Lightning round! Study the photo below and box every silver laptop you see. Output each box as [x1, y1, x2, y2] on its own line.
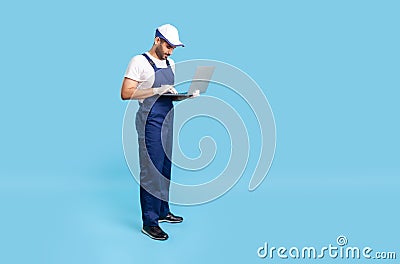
[162, 66, 215, 97]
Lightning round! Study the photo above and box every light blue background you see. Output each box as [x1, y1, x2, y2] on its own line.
[1, 0, 399, 263]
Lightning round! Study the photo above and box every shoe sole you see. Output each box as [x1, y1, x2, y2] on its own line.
[158, 219, 183, 223]
[141, 228, 168, 241]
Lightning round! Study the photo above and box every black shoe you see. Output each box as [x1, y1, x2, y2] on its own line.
[159, 213, 183, 223]
[141, 226, 169, 241]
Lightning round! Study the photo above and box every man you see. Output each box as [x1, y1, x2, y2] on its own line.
[121, 24, 198, 241]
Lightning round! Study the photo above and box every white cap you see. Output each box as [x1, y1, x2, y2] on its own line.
[155, 24, 185, 47]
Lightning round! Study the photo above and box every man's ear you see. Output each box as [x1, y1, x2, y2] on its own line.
[154, 37, 161, 45]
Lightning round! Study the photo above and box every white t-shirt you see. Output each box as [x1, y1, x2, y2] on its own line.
[124, 52, 175, 88]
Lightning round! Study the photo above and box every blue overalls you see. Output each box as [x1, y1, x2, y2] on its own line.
[135, 53, 174, 227]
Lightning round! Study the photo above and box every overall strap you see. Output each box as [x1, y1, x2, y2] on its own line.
[142, 53, 157, 71]
[142, 53, 170, 70]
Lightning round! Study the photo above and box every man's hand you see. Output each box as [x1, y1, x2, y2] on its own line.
[190, 89, 200, 98]
[153, 85, 178, 95]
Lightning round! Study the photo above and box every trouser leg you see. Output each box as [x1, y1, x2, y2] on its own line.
[138, 136, 163, 226]
[160, 112, 173, 217]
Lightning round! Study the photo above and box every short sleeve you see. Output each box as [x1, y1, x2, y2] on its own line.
[124, 55, 144, 81]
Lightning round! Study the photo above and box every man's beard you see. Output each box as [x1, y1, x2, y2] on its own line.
[155, 45, 167, 60]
